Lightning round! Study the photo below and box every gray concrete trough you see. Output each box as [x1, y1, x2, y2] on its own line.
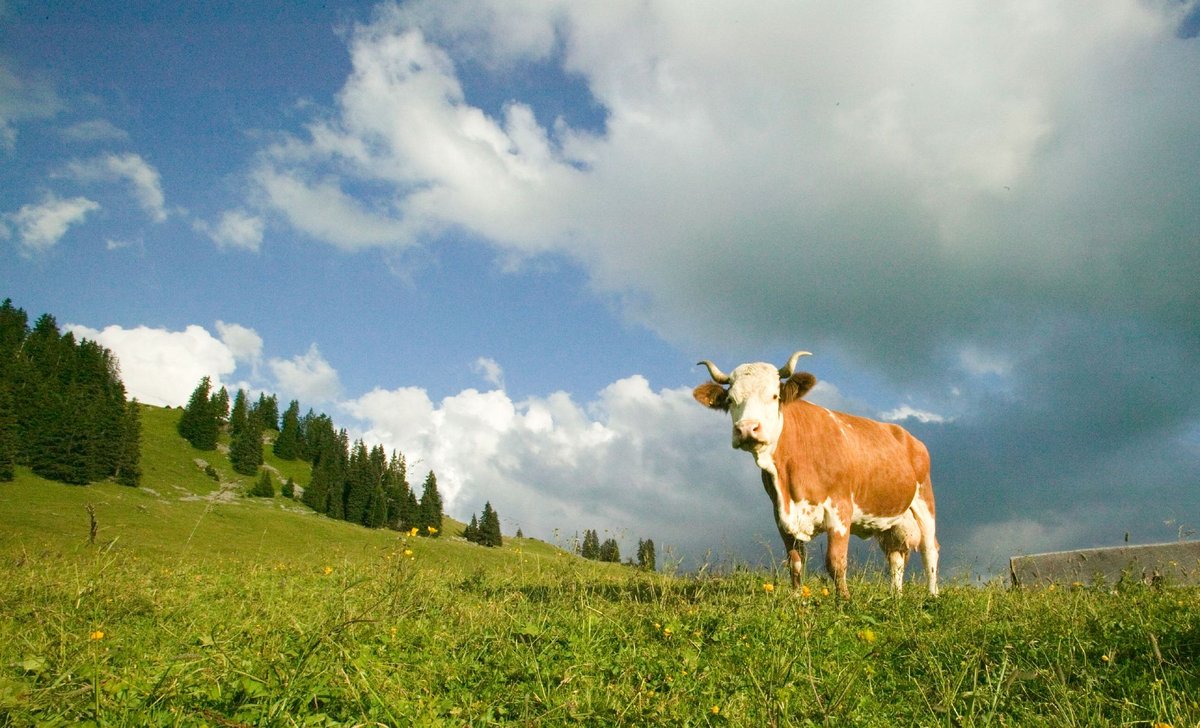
[1009, 541, 1200, 587]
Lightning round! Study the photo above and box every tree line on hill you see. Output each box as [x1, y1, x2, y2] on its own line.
[0, 299, 141, 486]
[577, 529, 657, 571]
[176, 375, 445, 536]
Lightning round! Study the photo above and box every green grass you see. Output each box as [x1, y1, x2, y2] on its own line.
[1, 406, 1198, 726]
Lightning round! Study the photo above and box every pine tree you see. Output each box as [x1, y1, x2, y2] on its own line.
[249, 469, 274, 497]
[418, 471, 443, 536]
[515, 527, 524, 539]
[211, 386, 230, 426]
[282, 477, 296, 499]
[581, 529, 600, 560]
[229, 389, 264, 476]
[273, 400, 301, 460]
[254, 393, 280, 431]
[344, 440, 374, 525]
[465, 514, 481, 544]
[599, 538, 621, 563]
[382, 451, 409, 529]
[178, 377, 219, 450]
[0, 384, 16, 482]
[480, 501, 502, 547]
[113, 399, 142, 486]
[637, 539, 656, 572]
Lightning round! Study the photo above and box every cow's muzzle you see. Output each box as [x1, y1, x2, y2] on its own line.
[732, 419, 767, 449]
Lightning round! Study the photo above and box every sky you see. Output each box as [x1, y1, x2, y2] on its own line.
[3, 0, 1199, 579]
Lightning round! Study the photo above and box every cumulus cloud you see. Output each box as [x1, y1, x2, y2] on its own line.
[343, 375, 765, 565]
[4, 193, 100, 254]
[61, 119, 130, 144]
[268, 344, 342, 404]
[195, 209, 265, 252]
[472, 356, 505, 389]
[64, 323, 238, 407]
[61, 152, 168, 223]
[215, 321, 264, 368]
[0, 62, 63, 150]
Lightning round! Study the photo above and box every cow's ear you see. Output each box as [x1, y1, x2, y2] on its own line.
[780, 372, 817, 403]
[692, 382, 730, 411]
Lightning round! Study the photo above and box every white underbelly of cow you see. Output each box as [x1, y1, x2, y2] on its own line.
[758, 450, 921, 545]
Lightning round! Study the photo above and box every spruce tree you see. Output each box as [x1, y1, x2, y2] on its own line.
[344, 440, 373, 525]
[418, 471, 443, 536]
[465, 514, 481, 544]
[599, 538, 620, 563]
[211, 386, 230, 426]
[282, 477, 295, 499]
[480, 501, 502, 547]
[229, 389, 264, 476]
[113, 399, 142, 486]
[249, 469, 274, 497]
[178, 377, 219, 450]
[637, 539, 656, 572]
[581, 530, 600, 560]
[273, 400, 301, 460]
[0, 384, 16, 482]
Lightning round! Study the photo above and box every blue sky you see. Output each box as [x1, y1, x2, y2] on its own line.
[3, 0, 1199, 577]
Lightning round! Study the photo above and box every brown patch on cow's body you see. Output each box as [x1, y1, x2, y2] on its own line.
[771, 401, 929, 519]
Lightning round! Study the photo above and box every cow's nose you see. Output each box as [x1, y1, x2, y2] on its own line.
[735, 419, 764, 442]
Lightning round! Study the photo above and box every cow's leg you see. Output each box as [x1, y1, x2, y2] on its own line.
[912, 486, 939, 596]
[886, 549, 906, 593]
[777, 528, 806, 588]
[825, 528, 851, 600]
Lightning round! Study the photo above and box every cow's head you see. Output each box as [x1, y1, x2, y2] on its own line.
[693, 351, 817, 452]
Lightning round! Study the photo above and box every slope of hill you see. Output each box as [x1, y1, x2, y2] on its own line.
[1, 405, 1197, 726]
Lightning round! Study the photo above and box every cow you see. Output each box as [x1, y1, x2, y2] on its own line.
[693, 351, 939, 599]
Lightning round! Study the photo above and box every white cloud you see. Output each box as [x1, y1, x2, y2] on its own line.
[215, 321, 264, 367]
[880, 404, 952, 425]
[472, 356, 505, 389]
[0, 63, 63, 150]
[196, 209, 265, 252]
[4, 193, 100, 254]
[268, 344, 342, 404]
[62, 152, 168, 223]
[64, 324, 238, 407]
[343, 375, 768, 566]
[61, 119, 130, 144]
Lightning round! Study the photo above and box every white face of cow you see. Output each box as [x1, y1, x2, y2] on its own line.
[693, 352, 815, 453]
[723, 363, 786, 451]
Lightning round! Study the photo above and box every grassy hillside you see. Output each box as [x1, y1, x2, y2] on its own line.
[1, 406, 1198, 725]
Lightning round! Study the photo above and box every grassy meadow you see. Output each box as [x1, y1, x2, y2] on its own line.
[1, 406, 1198, 726]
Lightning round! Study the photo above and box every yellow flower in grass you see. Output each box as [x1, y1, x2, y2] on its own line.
[800, 585, 812, 598]
[426, 526, 438, 535]
[762, 583, 775, 593]
[711, 705, 720, 715]
[857, 629, 876, 644]
[323, 566, 333, 575]
[89, 630, 105, 641]
[404, 549, 413, 557]
[409, 527, 419, 537]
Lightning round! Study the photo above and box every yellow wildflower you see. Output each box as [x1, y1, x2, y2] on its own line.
[858, 629, 876, 644]
[427, 526, 438, 535]
[404, 549, 413, 557]
[409, 527, 419, 537]
[711, 705, 720, 715]
[89, 630, 105, 641]
[323, 566, 333, 575]
[800, 585, 812, 598]
[762, 582, 775, 593]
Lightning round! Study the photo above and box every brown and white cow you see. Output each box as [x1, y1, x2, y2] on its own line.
[693, 351, 939, 599]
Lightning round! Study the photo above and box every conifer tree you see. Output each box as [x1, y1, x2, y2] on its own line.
[0, 384, 16, 482]
[253, 392, 280, 431]
[418, 471, 443, 536]
[637, 539, 656, 572]
[581, 529, 600, 560]
[273, 400, 301, 460]
[480, 501, 502, 547]
[178, 377, 219, 450]
[465, 514, 481, 544]
[382, 451, 409, 529]
[249, 469, 274, 497]
[282, 477, 295, 499]
[211, 386, 230, 426]
[113, 399, 142, 486]
[229, 389, 264, 476]
[344, 440, 375, 525]
[599, 537, 621, 563]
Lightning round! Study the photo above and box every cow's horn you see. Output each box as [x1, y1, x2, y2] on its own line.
[697, 360, 731, 384]
[778, 351, 812, 378]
